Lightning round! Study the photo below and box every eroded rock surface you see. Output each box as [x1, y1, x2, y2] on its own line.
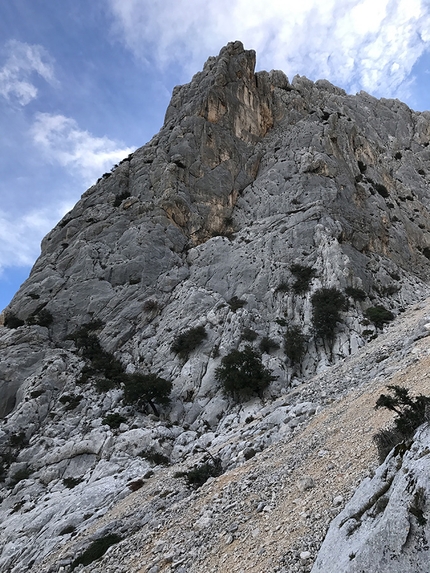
[1, 41, 430, 573]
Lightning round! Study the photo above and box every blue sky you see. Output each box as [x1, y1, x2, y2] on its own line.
[1, 0, 430, 311]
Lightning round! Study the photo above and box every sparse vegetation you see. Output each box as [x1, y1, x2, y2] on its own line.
[284, 325, 307, 365]
[143, 299, 158, 312]
[102, 413, 127, 429]
[59, 394, 82, 411]
[241, 327, 258, 342]
[228, 296, 247, 311]
[175, 457, 223, 488]
[26, 308, 53, 327]
[122, 373, 172, 416]
[259, 336, 279, 354]
[139, 447, 170, 466]
[113, 190, 131, 207]
[365, 306, 395, 329]
[215, 345, 275, 400]
[171, 325, 207, 360]
[311, 287, 347, 347]
[70, 323, 124, 386]
[63, 477, 83, 489]
[4, 313, 24, 329]
[345, 286, 367, 301]
[290, 264, 316, 294]
[374, 386, 430, 461]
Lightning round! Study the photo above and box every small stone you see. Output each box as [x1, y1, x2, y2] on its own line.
[298, 476, 315, 491]
[300, 551, 311, 561]
[332, 495, 344, 507]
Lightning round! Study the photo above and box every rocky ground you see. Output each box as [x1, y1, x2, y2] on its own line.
[30, 296, 430, 573]
[1, 41, 430, 573]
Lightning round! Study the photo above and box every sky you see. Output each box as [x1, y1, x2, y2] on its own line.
[1, 0, 430, 311]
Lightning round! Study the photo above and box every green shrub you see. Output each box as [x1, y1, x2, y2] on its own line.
[275, 281, 289, 293]
[102, 413, 127, 429]
[171, 325, 207, 359]
[345, 287, 367, 301]
[311, 287, 347, 346]
[143, 299, 158, 312]
[215, 345, 275, 399]
[122, 372, 172, 415]
[59, 394, 82, 411]
[176, 458, 223, 489]
[113, 190, 131, 207]
[70, 325, 124, 385]
[71, 534, 122, 569]
[284, 325, 307, 365]
[259, 336, 279, 354]
[290, 264, 316, 294]
[63, 477, 83, 489]
[374, 386, 430, 462]
[375, 385, 430, 437]
[139, 447, 169, 466]
[27, 308, 53, 327]
[365, 306, 395, 329]
[4, 313, 24, 329]
[241, 328, 258, 342]
[228, 296, 247, 311]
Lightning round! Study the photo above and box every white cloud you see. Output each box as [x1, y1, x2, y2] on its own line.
[108, 0, 430, 99]
[0, 203, 70, 273]
[31, 113, 135, 185]
[0, 40, 56, 105]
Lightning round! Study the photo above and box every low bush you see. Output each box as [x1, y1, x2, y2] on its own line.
[228, 296, 247, 311]
[311, 287, 347, 346]
[143, 299, 158, 312]
[171, 325, 207, 360]
[139, 447, 170, 466]
[284, 325, 307, 365]
[26, 308, 53, 327]
[4, 313, 24, 329]
[259, 336, 279, 354]
[345, 286, 367, 301]
[71, 534, 122, 569]
[59, 394, 82, 411]
[113, 190, 131, 207]
[63, 477, 83, 489]
[374, 386, 430, 461]
[176, 457, 223, 489]
[241, 327, 258, 342]
[215, 345, 275, 400]
[102, 413, 127, 429]
[122, 372, 172, 416]
[365, 306, 395, 329]
[290, 264, 316, 294]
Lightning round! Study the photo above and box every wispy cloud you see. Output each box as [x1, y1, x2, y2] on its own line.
[0, 203, 70, 273]
[31, 113, 135, 185]
[108, 0, 430, 99]
[0, 40, 56, 105]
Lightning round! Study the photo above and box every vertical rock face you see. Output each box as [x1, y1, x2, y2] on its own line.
[312, 424, 430, 573]
[1, 41, 430, 572]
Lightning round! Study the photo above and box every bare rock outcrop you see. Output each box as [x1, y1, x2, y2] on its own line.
[1, 41, 430, 573]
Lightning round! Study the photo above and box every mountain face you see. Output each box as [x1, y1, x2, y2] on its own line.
[1, 41, 430, 572]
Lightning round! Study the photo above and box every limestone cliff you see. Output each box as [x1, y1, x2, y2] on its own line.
[1, 41, 430, 573]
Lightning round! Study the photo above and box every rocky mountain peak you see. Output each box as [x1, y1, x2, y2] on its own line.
[1, 42, 430, 572]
